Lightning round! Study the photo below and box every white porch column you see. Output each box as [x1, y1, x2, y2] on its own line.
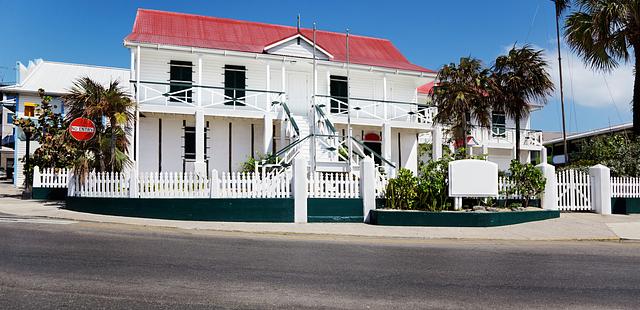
[135, 46, 141, 172]
[293, 156, 308, 223]
[540, 146, 547, 164]
[263, 114, 273, 155]
[382, 124, 392, 172]
[281, 62, 286, 94]
[360, 156, 376, 223]
[194, 55, 206, 177]
[590, 164, 612, 215]
[536, 163, 558, 210]
[382, 75, 388, 120]
[432, 125, 442, 160]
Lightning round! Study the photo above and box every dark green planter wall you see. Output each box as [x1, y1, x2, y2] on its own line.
[307, 198, 363, 222]
[370, 209, 560, 227]
[32, 187, 67, 200]
[612, 198, 640, 214]
[66, 197, 294, 222]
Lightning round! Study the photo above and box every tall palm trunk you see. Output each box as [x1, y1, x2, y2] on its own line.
[109, 116, 117, 172]
[634, 46, 640, 137]
[515, 110, 521, 162]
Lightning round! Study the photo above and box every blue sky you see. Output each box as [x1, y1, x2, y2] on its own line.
[0, 0, 633, 133]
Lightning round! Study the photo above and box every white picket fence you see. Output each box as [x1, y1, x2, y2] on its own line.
[375, 170, 388, 198]
[611, 177, 640, 198]
[33, 167, 70, 188]
[308, 172, 360, 198]
[557, 169, 592, 211]
[138, 172, 209, 198]
[70, 169, 292, 198]
[497, 176, 522, 200]
[73, 171, 130, 198]
[216, 170, 292, 198]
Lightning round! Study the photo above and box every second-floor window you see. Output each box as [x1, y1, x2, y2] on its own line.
[492, 111, 506, 137]
[330, 75, 348, 113]
[169, 60, 193, 103]
[23, 104, 36, 117]
[224, 65, 246, 105]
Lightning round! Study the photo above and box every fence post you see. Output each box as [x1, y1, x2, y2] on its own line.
[360, 156, 376, 223]
[129, 169, 139, 198]
[33, 166, 41, 187]
[536, 163, 558, 210]
[210, 169, 220, 198]
[67, 169, 75, 197]
[292, 156, 308, 223]
[589, 164, 611, 215]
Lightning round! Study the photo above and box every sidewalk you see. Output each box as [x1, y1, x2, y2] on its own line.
[2, 195, 640, 241]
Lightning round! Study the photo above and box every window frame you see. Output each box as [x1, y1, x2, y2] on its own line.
[329, 75, 348, 114]
[491, 111, 506, 137]
[169, 60, 193, 103]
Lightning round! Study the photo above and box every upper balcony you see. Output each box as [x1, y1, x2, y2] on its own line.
[471, 126, 543, 150]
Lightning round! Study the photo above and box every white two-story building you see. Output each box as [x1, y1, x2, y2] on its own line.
[126, 9, 440, 176]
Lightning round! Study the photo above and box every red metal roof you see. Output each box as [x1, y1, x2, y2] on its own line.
[417, 81, 434, 94]
[125, 9, 435, 74]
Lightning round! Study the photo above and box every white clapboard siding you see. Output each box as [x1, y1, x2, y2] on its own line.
[557, 169, 592, 211]
[308, 172, 360, 198]
[33, 167, 70, 188]
[611, 177, 640, 198]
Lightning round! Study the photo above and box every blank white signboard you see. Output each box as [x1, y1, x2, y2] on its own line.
[448, 159, 498, 197]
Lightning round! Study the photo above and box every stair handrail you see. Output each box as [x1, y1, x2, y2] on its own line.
[273, 100, 299, 136]
[314, 104, 336, 134]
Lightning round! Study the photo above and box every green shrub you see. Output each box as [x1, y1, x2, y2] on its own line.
[385, 168, 417, 210]
[507, 160, 546, 208]
[415, 155, 452, 211]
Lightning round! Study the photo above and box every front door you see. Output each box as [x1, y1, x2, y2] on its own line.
[287, 72, 310, 116]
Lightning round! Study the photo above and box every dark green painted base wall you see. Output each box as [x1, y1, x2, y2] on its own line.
[32, 187, 67, 200]
[307, 198, 363, 222]
[65, 197, 294, 222]
[369, 209, 560, 227]
[612, 198, 640, 214]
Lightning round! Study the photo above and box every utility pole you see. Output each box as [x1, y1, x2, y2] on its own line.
[554, 1, 569, 165]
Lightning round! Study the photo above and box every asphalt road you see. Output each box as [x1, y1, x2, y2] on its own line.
[1, 220, 639, 309]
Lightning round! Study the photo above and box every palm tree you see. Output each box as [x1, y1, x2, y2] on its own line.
[432, 57, 493, 152]
[63, 77, 135, 173]
[491, 45, 554, 161]
[563, 0, 640, 135]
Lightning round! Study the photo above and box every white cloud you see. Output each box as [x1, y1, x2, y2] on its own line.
[545, 48, 634, 110]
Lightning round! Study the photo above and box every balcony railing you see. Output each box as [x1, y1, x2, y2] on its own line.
[471, 127, 543, 147]
[314, 95, 436, 125]
[134, 81, 284, 113]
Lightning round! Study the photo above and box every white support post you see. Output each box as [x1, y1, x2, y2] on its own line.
[67, 169, 75, 197]
[360, 156, 376, 223]
[540, 146, 547, 164]
[32, 166, 41, 187]
[432, 125, 443, 160]
[536, 162, 558, 210]
[279, 119, 287, 149]
[292, 156, 308, 223]
[263, 113, 273, 155]
[194, 55, 206, 177]
[210, 169, 220, 198]
[281, 63, 286, 94]
[382, 124, 392, 172]
[589, 164, 611, 215]
[382, 75, 388, 121]
[265, 62, 271, 111]
[135, 46, 141, 172]
[129, 170, 139, 198]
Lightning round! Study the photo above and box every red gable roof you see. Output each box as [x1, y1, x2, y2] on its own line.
[417, 81, 434, 94]
[125, 9, 435, 74]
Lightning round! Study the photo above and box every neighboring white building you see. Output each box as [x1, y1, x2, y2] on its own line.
[0, 59, 129, 186]
[125, 9, 439, 176]
[0, 91, 16, 177]
[417, 81, 544, 170]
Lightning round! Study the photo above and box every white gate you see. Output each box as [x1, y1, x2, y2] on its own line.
[557, 169, 592, 211]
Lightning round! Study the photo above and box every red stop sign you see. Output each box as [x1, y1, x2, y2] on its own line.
[69, 117, 96, 141]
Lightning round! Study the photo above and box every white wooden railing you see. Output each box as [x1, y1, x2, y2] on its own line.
[69, 169, 292, 199]
[33, 167, 70, 188]
[375, 169, 388, 198]
[497, 176, 522, 200]
[557, 169, 592, 211]
[314, 96, 436, 125]
[611, 177, 640, 198]
[471, 127, 543, 148]
[308, 172, 360, 198]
